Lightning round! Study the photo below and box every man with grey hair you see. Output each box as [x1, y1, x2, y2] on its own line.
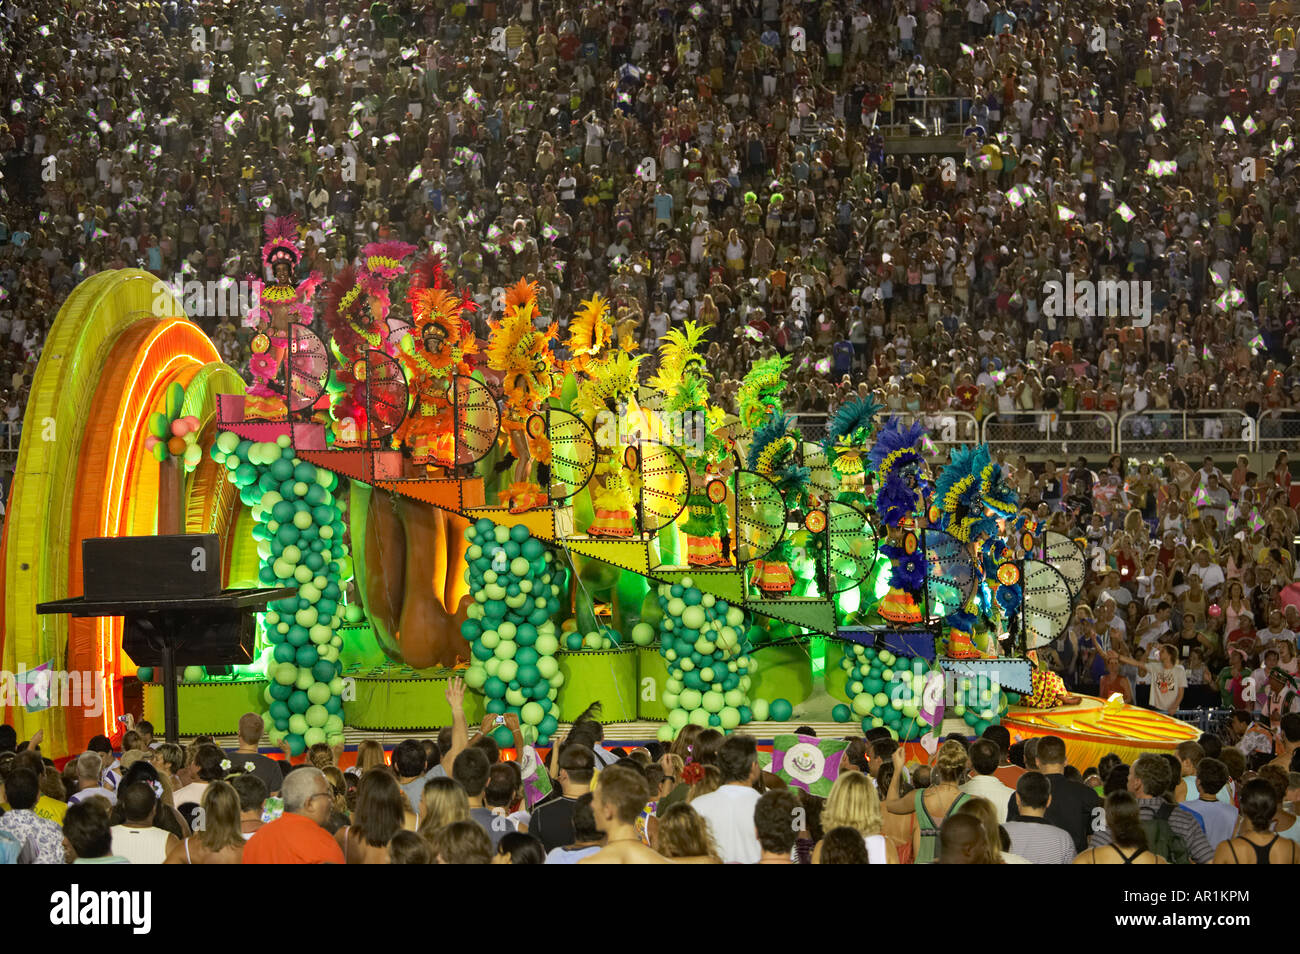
[1087, 753, 1213, 863]
[242, 767, 344, 864]
[66, 751, 117, 807]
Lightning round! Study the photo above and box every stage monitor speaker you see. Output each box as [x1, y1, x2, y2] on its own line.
[82, 534, 222, 602]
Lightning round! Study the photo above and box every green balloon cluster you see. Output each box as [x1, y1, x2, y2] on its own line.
[211, 431, 350, 757]
[654, 578, 756, 742]
[952, 675, 1013, 737]
[839, 646, 941, 742]
[560, 621, 619, 651]
[459, 519, 563, 746]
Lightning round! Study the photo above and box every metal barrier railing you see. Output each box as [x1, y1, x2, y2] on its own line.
[877, 96, 975, 137]
[981, 411, 1116, 457]
[1258, 409, 1300, 454]
[1118, 410, 1255, 456]
[789, 413, 830, 443]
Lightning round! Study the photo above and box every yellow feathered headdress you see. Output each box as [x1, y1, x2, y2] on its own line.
[486, 279, 559, 417]
[565, 293, 620, 375]
[649, 320, 709, 395]
[572, 350, 645, 421]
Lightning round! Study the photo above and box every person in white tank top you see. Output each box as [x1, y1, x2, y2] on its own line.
[110, 823, 176, 864]
[110, 782, 180, 863]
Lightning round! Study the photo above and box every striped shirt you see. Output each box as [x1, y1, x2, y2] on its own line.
[1004, 817, 1077, 864]
[1088, 797, 1215, 863]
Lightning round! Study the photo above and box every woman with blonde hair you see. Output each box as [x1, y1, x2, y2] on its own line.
[351, 739, 386, 776]
[653, 803, 721, 863]
[812, 770, 898, 863]
[416, 776, 471, 844]
[164, 781, 245, 864]
[1122, 508, 1148, 547]
[885, 740, 971, 864]
[955, 795, 1029, 863]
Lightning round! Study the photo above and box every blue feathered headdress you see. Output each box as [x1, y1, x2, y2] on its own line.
[934, 444, 1018, 543]
[867, 417, 929, 480]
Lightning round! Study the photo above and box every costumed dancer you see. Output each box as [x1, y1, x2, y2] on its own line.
[867, 418, 933, 626]
[485, 279, 559, 513]
[822, 396, 885, 507]
[932, 444, 1021, 658]
[394, 253, 479, 467]
[745, 412, 810, 598]
[571, 346, 644, 537]
[244, 216, 323, 419]
[320, 240, 418, 441]
[804, 395, 885, 599]
[650, 321, 730, 567]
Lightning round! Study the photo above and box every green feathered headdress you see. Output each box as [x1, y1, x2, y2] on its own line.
[737, 355, 791, 431]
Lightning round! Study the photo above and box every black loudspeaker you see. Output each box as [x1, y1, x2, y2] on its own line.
[122, 610, 256, 668]
[82, 534, 222, 602]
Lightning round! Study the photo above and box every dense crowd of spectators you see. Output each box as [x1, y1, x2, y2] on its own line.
[1021, 448, 1300, 730]
[6, 0, 1300, 460]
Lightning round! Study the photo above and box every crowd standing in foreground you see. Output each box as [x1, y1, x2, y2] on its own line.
[1, 686, 1298, 863]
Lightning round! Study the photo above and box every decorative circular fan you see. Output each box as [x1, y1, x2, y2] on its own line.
[287, 324, 329, 413]
[801, 441, 835, 509]
[448, 374, 499, 467]
[733, 469, 787, 565]
[923, 529, 976, 621]
[539, 407, 595, 503]
[364, 349, 408, 440]
[1042, 531, 1086, 598]
[1021, 559, 1073, 649]
[636, 441, 689, 532]
[826, 500, 878, 594]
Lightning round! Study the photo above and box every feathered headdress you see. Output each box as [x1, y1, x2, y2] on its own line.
[571, 350, 645, 420]
[261, 216, 301, 272]
[736, 355, 791, 430]
[566, 294, 619, 375]
[650, 320, 709, 397]
[747, 412, 810, 504]
[360, 240, 418, 280]
[869, 417, 932, 526]
[408, 285, 478, 371]
[825, 396, 884, 478]
[867, 417, 929, 484]
[934, 444, 1018, 543]
[486, 280, 559, 418]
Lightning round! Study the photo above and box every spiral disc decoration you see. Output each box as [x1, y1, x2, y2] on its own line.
[1021, 559, 1074, 648]
[826, 499, 878, 594]
[539, 407, 596, 503]
[449, 373, 500, 467]
[733, 469, 787, 565]
[636, 441, 689, 533]
[1043, 531, 1086, 598]
[923, 528, 976, 621]
[287, 324, 329, 413]
[364, 349, 408, 441]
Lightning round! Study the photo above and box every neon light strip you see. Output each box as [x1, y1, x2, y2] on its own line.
[94, 319, 218, 736]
